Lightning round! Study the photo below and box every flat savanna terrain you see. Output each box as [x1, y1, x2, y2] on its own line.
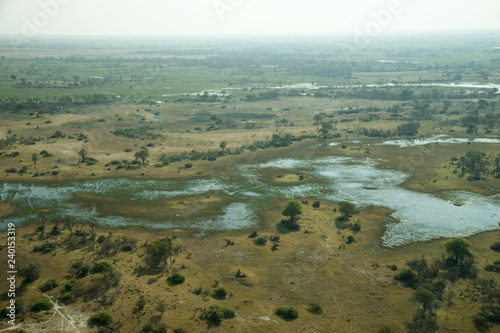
[0, 34, 500, 332]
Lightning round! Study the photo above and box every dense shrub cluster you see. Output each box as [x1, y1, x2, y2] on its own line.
[276, 306, 299, 319]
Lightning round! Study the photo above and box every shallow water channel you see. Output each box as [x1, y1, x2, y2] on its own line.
[1, 156, 499, 247]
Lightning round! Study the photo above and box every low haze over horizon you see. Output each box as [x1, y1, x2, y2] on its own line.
[0, 0, 499, 38]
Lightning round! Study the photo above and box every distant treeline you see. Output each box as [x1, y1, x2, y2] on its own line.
[451, 149, 500, 180]
[236, 87, 497, 105]
[0, 93, 117, 113]
[358, 121, 421, 138]
[154, 133, 316, 165]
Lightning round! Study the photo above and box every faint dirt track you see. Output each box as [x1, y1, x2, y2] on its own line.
[0, 295, 90, 333]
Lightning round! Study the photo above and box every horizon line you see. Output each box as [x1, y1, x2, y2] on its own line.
[1, 28, 500, 40]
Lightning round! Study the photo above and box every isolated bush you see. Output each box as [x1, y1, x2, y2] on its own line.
[474, 306, 500, 331]
[8, 152, 20, 157]
[120, 236, 137, 252]
[49, 225, 61, 236]
[142, 322, 154, 332]
[173, 328, 187, 333]
[85, 157, 98, 165]
[75, 230, 90, 237]
[98, 239, 119, 255]
[254, 236, 267, 246]
[64, 280, 77, 292]
[97, 327, 111, 333]
[346, 235, 355, 244]
[68, 261, 90, 278]
[39, 279, 59, 292]
[167, 272, 186, 285]
[156, 322, 169, 333]
[280, 218, 300, 231]
[339, 201, 358, 219]
[443, 258, 478, 280]
[281, 200, 302, 222]
[407, 256, 437, 279]
[307, 302, 323, 314]
[351, 222, 361, 232]
[248, 231, 258, 238]
[473, 314, 491, 332]
[0, 308, 9, 318]
[184, 163, 193, 168]
[120, 244, 133, 252]
[135, 296, 146, 310]
[484, 260, 500, 273]
[84, 270, 121, 298]
[203, 305, 235, 326]
[18, 263, 41, 283]
[394, 269, 420, 288]
[33, 242, 57, 253]
[31, 298, 53, 312]
[91, 260, 113, 274]
[88, 310, 113, 327]
[220, 306, 235, 318]
[312, 201, 320, 208]
[445, 237, 473, 264]
[58, 293, 73, 304]
[213, 286, 228, 298]
[0, 298, 25, 317]
[276, 306, 299, 319]
[490, 242, 500, 252]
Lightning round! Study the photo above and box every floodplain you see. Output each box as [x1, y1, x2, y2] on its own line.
[0, 33, 500, 332]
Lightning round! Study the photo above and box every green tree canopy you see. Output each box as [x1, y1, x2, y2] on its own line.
[339, 201, 358, 219]
[313, 113, 323, 125]
[31, 153, 38, 169]
[19, 262, 41, 284]
[411, 287, 438, 314]
[281, 200, 302, 222]
[145, 237, 173, 270]
[445, 237, 473, 264]
[78, 148, 87, 162]
[89, 310, 113, 327]
[219, 140, 227, 152]
[135, 148, 149, 165]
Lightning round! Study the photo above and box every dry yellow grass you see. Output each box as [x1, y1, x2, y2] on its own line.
[1, 200, 499, 332]
[0, 202, 17, 218]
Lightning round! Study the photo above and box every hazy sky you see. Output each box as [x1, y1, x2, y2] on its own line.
[0, 0, 499, 37]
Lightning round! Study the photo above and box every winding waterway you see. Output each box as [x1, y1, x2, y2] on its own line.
[1, 156, 499, 247]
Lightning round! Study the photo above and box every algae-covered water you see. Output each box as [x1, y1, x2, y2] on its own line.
[1, 156, 499, 247]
